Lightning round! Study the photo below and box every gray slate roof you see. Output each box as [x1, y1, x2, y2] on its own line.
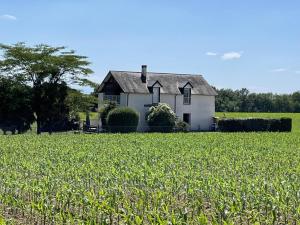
[99, 71, 217, 96]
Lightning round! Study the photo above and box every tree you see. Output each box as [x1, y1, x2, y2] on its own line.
[37, 82, 70, 133]
[66, 88, 98, 120]
[0, 43, 93, 134]
[215, 88, 300, 113]
[0, 77, 35, 134]
[215, 89, 241, 112]
[292, 92, 300, 112]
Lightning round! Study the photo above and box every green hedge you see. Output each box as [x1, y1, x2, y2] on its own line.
[99, 102, 117, 131]
[107, 107, 139, 133]
[218, 118, 292, 132]
[279, 118, 292, 131]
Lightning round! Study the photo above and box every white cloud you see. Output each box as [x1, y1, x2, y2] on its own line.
[271, 68, 287, 72]
[206, 52, 218, 56]
[295, 70, 300, 74]
[0, 14, 17, 21]
[221, 51, 242, 60]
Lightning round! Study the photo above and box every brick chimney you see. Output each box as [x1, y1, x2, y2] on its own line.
[141, 65, 147, 83]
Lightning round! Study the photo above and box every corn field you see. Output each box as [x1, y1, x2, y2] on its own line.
[0, 133, 300, 224]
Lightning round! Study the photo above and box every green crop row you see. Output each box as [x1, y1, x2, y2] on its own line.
[0, 133, 300, 224]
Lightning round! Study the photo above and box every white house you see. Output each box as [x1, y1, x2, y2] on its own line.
[97, 65, 217, 131]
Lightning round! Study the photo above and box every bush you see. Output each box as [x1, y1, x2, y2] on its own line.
[107, 107, 139, 133]
[268, 119, 281, 132]
[218, 119, 243, 132]
[146, 103, 176, 132]
[243, 118, 270, 132]
[218, 117, 292, 132]
[99, 102, 117, 131]
[175, 119, 190, 132]
[280, 117, 292, 131]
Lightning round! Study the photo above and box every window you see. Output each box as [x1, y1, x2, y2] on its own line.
[183, 113, 191, 125]
[152, 87, 160, 104]
[104, 94, 120, 105]
[183, 88, 191, 104]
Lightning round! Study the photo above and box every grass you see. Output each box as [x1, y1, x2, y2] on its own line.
[1, 132, 300, 224]
[79, 112, 99, 121]
[216, 112, 300, 132]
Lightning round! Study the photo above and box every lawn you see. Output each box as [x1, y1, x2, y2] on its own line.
[216, 112, 300, 132]
[79, 112, 99, 121]
[1, 133, 300, 224]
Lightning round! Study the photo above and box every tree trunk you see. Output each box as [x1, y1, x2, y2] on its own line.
[33, 83, 43, 135]
[36, 118, 42, 135]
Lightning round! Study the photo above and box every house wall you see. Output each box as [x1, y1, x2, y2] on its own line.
[127, 93, 152, 131]
[120, 93, 128, 106]
[98, 93, 215, 131]
[160, 94, 176, 111]
[98, 93, 104, 110]
[127, 93, 215, 131]
[175, 95, 215, 130]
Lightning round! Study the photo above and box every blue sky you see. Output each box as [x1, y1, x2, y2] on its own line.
[1, 0, 300, 93]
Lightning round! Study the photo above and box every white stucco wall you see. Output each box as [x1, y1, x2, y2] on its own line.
[98, 93, 104, 110]
[160, 94, 176, 111]
[98, 93, 215, 131]
[127, 93, 152, 131]
[127, 93, 215, 131]
[175, 95, 215, 130]
[119, 93, 128, 106]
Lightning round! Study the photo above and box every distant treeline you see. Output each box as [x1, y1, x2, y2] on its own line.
[215, 88, 300, 113]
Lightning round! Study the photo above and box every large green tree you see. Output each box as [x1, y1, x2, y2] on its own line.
[0, 43, 93, 134]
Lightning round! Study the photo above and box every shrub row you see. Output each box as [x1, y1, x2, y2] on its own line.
[218, 118, 292, 132]
[101, 103, 188, 133]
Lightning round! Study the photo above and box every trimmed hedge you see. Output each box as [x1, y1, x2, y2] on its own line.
[280, 118, 292, 131]
[107, 107, 139, 133]
[218, 117, 292, 132]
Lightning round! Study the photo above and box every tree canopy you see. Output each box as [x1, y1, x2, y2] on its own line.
[0, 77, 35, 134]
[66, 88, 98, 119]
[215, 88, 300, 113]
[0, 43, 94, 134]
[0, 43, 93, 86]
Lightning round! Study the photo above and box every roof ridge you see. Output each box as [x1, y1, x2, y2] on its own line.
[110, 70, 203, 76]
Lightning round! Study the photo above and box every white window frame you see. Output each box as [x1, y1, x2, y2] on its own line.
[183, 88, 191, 105]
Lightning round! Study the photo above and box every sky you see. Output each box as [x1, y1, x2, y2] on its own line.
[1, 0, 300, 94]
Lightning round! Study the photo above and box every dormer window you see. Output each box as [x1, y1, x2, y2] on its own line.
[183, 88, 191, 105]
[150, 80, 162, 104]
[152, 87, 160, 104]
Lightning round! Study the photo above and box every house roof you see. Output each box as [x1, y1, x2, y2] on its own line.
[98, 70, 218, 96]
